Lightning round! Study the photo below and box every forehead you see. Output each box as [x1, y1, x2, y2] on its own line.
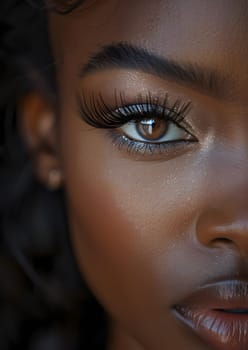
[49, 0, 248, 90]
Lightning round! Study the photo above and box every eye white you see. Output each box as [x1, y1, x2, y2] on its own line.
[120, 118, 190, 143]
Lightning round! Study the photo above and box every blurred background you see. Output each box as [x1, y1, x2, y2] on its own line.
[0, 2, 108, 349]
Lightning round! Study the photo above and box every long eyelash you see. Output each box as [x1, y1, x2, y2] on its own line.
[77, 90, 192, 129]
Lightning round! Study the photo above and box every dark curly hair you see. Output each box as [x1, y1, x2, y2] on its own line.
[0, 1, 108, 349]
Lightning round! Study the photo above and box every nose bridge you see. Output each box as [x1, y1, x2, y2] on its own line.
[196, 148, 248, 255]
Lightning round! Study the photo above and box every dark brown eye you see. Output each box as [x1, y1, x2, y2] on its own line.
[136, 118, 169, 141]
[120, 116, 191, 144]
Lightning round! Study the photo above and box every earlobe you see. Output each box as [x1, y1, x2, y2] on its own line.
[47, 168, 63, 191]
[19, 92, 63, 190]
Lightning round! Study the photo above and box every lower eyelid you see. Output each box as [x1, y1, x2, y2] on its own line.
[105, 129, 198, 161]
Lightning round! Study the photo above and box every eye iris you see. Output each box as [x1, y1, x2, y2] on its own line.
[136, 118, 169, 141]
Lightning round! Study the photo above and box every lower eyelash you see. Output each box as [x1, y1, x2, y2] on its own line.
[107, 129, 195, 158]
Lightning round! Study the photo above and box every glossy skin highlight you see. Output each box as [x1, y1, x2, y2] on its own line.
[46, 1, 248, 349]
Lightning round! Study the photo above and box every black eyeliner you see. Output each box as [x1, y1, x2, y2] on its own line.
[77, 90, 192, 130]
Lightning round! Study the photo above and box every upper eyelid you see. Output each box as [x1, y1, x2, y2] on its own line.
[114, 103, 186, 132]
[78, 90, 192, 128]
[114, 102, 197, 142]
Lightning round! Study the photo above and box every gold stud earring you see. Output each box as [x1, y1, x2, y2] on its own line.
[47, 169, 62, 191]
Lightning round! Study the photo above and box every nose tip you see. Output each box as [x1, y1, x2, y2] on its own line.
[196, 211, 248, 257]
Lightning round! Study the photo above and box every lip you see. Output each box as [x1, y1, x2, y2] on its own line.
[173, 280, 248, 350]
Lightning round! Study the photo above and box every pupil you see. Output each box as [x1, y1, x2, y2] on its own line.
[136, 118, 168, 141]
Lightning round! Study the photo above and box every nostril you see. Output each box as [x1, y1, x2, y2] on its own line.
[210, 237, 235, 248]
[212, 237, 233, 244]
[196, 212, 248, 255]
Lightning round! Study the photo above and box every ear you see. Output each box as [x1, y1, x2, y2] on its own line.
[19, 92, 63, 190]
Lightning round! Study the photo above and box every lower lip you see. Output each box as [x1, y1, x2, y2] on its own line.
[174, 305, 248, 350]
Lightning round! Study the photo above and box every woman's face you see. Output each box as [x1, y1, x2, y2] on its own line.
[48, 1, 248, 349]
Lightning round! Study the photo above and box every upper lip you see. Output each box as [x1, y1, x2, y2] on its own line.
[175, 279, 248, 309]
[173, 279, 248, 350]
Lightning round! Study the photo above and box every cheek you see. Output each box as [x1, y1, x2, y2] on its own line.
[59, 113, 202, 339]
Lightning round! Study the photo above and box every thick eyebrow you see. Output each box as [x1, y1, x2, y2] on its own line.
[79, 42, 228, 99]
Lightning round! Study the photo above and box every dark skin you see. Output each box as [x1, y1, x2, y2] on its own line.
[21, 0, 248, 349]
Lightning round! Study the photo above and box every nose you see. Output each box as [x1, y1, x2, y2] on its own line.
[196, 210, 248, 257]
[195, 152, 248, 257]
